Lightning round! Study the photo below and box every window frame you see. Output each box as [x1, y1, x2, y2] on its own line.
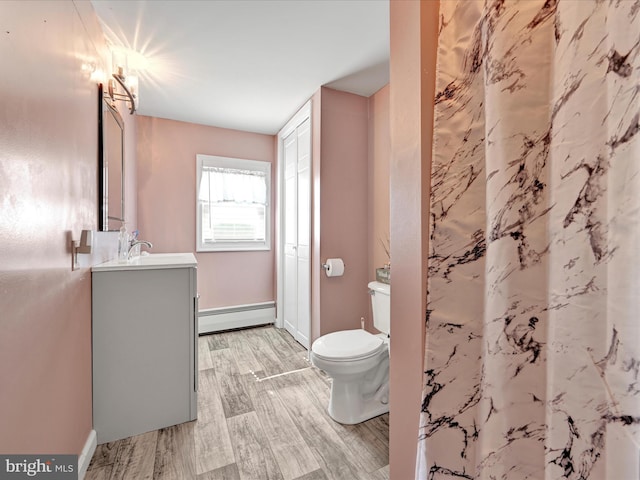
[196, 154, 271, 252]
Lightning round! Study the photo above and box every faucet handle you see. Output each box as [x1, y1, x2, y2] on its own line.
[127, 240, 153, 260]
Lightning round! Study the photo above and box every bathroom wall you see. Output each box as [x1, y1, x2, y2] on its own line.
[0, 0, 131, 455]
[136, 116, 276, 309]
[388, 1, 439, 479]
[367, 83, 390, 303]
[0, 3, 432, 475]
[311, 87, 370, 339]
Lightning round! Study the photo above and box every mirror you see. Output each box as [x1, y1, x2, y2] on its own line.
[98, 83, 125, 231]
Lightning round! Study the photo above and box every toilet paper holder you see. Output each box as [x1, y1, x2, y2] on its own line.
[321, 261, 346, 270]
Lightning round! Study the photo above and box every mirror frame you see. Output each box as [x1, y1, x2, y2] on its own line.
[98, 83, 125, 231]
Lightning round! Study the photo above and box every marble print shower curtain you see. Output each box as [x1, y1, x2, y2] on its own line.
[417, 1, 640, 479]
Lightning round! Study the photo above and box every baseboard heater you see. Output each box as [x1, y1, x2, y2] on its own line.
[198, 301, 275, 334]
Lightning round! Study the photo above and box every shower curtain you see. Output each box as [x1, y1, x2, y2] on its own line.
[417, 1, 640, 479]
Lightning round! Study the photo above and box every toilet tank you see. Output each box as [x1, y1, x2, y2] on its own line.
[368, 281, 390, 335]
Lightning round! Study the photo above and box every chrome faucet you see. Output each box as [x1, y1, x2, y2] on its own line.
[128, 240, 153, 259]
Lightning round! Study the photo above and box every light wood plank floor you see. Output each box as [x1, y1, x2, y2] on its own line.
[86, 325, 389, 480]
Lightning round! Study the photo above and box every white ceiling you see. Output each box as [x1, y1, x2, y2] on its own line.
[90, 0, 390, 135]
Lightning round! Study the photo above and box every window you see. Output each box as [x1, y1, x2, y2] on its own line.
[196, 155, 271, 252]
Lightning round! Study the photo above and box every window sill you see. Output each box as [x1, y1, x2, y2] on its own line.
[196, 244, 271, 253]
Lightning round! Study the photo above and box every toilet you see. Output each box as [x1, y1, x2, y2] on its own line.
[310, 281, 390, 424]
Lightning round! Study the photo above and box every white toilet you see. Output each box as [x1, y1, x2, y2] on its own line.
[310, 281, 390, 424]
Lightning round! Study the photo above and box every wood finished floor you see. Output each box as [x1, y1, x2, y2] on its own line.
[85, 325, 390, 480]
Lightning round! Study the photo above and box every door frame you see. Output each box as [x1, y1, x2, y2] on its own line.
[276, 100, 312, 334]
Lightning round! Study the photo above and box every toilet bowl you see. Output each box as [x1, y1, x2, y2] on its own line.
[310, 281, 390, 424]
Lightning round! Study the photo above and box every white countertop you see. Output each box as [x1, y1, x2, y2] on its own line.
[92, 253, 197, 272]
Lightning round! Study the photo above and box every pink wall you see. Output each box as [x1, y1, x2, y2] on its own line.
[0, 2, 434, 472]
[136, 116, 276, 309]
[0, 1, 121, 454]
[124, 112, 138, 230]
[311, 87, 370, 339]
[311, 91, 323, 341]
[367, 85, 391, 332]
[389, 1, 439, 479]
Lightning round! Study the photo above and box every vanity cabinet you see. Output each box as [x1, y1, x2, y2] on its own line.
[92, 253, 198, 444]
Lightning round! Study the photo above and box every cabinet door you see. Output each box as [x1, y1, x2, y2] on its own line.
[92, 267, 195, 444]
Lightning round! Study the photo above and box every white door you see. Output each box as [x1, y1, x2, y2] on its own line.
[282, 116, 311, 348]
[295, 118, 311, 346]
[283, 131, 298, 342]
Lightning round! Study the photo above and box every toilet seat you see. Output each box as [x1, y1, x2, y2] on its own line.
[312, 329, 385, 362]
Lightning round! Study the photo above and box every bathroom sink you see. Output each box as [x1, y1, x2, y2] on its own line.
[92, 253, 197, 272]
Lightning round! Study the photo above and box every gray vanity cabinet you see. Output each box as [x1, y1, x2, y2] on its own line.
[91, 253, 198, 444]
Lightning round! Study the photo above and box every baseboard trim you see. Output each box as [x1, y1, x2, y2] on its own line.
[78, 429, 96, 480]
[199, 302, 275, 334]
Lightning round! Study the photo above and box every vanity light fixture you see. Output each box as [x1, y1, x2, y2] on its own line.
[107, 49, 138, 114]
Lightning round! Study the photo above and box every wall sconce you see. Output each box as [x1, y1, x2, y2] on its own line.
[108, 50, 138, 114]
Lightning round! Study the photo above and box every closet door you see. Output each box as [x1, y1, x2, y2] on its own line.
[282, 117, 311, 348]
[283, 131, 299, 342]
[295, 118, 311, 347]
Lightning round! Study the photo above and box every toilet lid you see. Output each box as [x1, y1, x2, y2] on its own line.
[312, 329, 384, 361]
